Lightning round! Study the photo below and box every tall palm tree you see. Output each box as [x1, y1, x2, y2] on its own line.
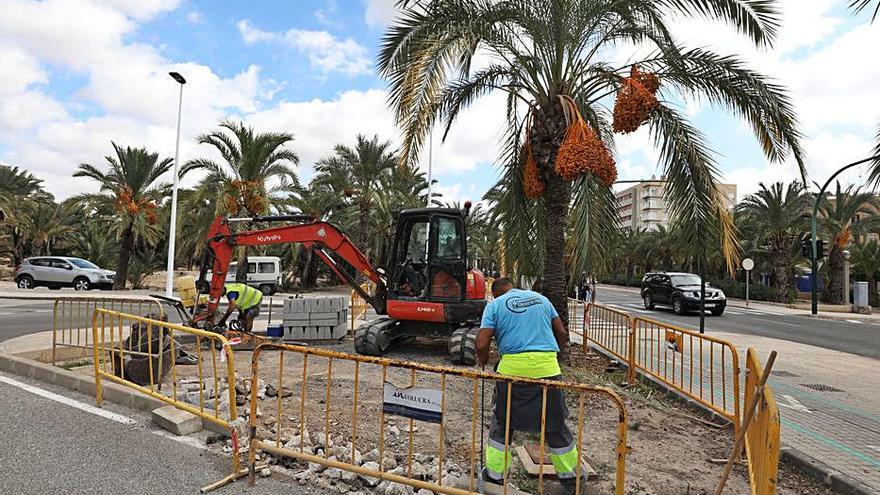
[817, 182, 880, 304]
[0, 165, 51, 264]
[20, 202, 77, 256]
[850, 239, 880, 306]
[74, 143, 172, 289]
[850, 0, 880, 22]
[287, 182, 347, 289]
[314, 135, 395, 259]
[379, 0, 804, 336]
[184, 120, 299, 281]
[736, 182, 809, 300]
[848, 1, 880, 184]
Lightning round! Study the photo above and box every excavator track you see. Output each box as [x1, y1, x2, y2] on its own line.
[448, 326, 479, 365]
[354, 317, 397, 356]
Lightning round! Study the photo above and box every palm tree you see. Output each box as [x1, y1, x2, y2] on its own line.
[314, 135, 395, 259]
[817, 182, 880, 304]
[850, 239, 880, 306]
[736, 182, 809, 300]
[185, 120, 299, 281]
[0, 165, 51, 264]
[379, 0, 804, 336]
[74, 143, 171, 289]
[848, 1, 880, 184]
[850, 0, 880, 22]
[287, 182, 347, 289]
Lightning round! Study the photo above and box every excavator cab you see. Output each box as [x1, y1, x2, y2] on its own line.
[388, 208, 468, 303]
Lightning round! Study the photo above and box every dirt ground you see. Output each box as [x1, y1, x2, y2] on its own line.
[74, 335, 837, 495]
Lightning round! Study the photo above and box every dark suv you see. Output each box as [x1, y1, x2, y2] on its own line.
[641, 272, 727, 316]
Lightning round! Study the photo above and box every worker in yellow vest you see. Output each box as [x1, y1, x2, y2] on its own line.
[220, 283, 263, 333]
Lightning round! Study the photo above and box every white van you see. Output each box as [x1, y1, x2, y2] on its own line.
[208, 256, 282, 295]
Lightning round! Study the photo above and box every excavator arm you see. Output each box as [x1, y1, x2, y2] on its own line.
[194, 215, 386, 323]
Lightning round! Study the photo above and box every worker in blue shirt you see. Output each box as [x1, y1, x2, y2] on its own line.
[476, 277, 582, 493]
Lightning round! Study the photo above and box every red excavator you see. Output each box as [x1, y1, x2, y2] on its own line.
[190, 203, 487, 364]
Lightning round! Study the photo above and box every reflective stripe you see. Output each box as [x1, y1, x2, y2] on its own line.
[225, 283, 262, 309]
[485, 443, 512, 476]
[488, 438, 508, 452]
[496, 351, 561, 378]
[550, 444, 580, 477]
[548, 443, 576, 456]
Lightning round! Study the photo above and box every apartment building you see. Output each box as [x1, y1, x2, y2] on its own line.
[616, 177, 737, 231]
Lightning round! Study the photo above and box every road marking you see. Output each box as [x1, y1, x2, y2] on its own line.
[845, 319, 863, 324]
[0, 312, 12, 316]
[0, 374, 135, 424]
[0, 374, 211, 451]
[778, 394, 812, 414]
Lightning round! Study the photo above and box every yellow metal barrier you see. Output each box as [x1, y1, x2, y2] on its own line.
[52, 296, 164, 365]
[631, 317, 741, 432]
[245, 343, 629, 494]
[350, 282, 371, 335]
[582, 303, 632, 364]
[744, 348, 780, 494]
[91, 309, 245, 492]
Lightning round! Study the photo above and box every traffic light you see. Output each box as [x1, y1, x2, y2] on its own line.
[816, 239, 829, 260]
[801, 238, 811, 258]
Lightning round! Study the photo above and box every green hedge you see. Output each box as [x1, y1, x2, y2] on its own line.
[712, 279, 796, 304]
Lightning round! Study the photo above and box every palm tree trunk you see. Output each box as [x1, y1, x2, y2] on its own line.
[824, 246, 845, 304]
[114, 223, 135, 290]
[772, 244, 791, 302]
[542, 171, 571, 359]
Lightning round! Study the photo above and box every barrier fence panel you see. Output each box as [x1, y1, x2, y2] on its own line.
[246, 343, 629, 494]
[90, 309, 245, 492]
[744, 348, 780, 495]
[53, 296, 164, 365]
[582, 303, 632, 365]
[631, 317, 741, 432]
[350, 283, 371, 335]
[567, 298, 586, 340]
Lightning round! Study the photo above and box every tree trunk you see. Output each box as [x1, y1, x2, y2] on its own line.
[359, 197, 370, 258]
[823, 246, 845, 304]
[772, 244, 791, 302]
[114, 223, 134, 290]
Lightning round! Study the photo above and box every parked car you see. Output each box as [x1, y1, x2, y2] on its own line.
[641, 272, 727, 315]
[15, 256, 116, 291]
[205, 256, 282, 295]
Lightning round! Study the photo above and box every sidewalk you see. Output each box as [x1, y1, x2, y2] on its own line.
[597, 284, 880, 323]
[716, 332, 879, 494]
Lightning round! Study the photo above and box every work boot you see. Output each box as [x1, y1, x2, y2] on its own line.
[480, 467, 503, 487]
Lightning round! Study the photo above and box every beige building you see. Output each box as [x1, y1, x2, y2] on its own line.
[616, 178, 737, 231]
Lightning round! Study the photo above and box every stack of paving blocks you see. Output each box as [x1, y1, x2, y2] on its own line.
[281, 296, 348, 341]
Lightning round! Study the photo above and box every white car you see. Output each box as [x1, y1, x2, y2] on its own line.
[206, 256, 282, 295]
[15, 256, 116, 291]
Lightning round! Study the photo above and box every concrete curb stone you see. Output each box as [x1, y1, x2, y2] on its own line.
[781, 446, 875, 495]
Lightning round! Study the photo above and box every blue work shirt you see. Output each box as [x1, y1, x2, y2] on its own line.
[480, 289, 560, 355]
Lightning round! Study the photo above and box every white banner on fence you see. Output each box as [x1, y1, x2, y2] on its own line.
[382, 382, 443, 423]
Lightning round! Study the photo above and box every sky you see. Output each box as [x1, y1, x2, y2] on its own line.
[1, 0, 878, 204]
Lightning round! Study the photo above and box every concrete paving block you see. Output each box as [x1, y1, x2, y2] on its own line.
[282, 312, 311, 321]
[152, 405, 203, 436]
[309, 318, 339, 327]
[307, 311, 339, 320]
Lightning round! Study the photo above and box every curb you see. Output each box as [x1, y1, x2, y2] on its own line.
[0, 352, 226, 434]
[781, 446, 875, 495]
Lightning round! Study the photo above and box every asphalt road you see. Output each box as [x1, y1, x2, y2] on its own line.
[0, 371, 321, 494]
[596, 286, 880, 359]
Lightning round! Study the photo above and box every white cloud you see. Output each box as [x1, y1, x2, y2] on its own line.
[186, 11, 203, 24]
[237, 20, 371, 76]
[364, 0, 397, 28]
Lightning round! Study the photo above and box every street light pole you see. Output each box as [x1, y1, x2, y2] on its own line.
[810, 154, 879, 314]
[165, 72, 186, 298]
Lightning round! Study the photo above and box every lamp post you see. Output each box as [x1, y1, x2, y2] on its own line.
[165, 71, 186, 298]
[810, 154, 879, 314]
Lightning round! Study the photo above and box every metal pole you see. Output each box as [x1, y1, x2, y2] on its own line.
[699, 257, 706, 334]
[745, 270, 750, 307]
[810, 154, 879, 314]
[165, 76, 185, 298]
[426, 127, 433, 207]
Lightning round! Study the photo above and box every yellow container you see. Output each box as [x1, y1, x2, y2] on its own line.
[176, 276, 197, 308]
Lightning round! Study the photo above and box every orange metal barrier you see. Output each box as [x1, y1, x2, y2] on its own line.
[744, 348, 780, 494]
[91, 309, 245, 492]
[631, 317, 741, 432]
[350, 283, 371, 334]
[52, 296, 163, 364]
[582, 303, 632, 364]
[245, 343, 628, 494]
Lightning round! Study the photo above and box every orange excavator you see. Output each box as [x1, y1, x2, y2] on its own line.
[190, 203, 487, 364]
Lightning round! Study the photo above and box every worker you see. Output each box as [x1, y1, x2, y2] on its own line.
[219, 282, 263, 333]
[476, 277, 582, 493]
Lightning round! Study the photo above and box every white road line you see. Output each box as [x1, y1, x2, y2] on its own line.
[845, 319, 863, 324]
[0, 312, 12, 316]
[0, 374, 210, 451]
[0, 374, 135, 424]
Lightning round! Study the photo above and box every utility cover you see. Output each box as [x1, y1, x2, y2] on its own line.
[382, 382, 443, 423]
